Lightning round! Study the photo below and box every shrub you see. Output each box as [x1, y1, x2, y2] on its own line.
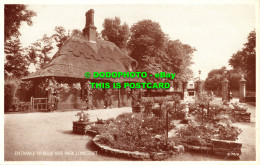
[214, 122, 242, 141]
[175, 119, 242, 146]
[176, 124, 213, 146]
[195, 90, 215, 107]
[4, 83, 16, 112]
[167, 103, 186, 120]
[170, 110, 186, 120]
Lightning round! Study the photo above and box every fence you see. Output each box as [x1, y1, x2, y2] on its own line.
[31, 97, 48, 111]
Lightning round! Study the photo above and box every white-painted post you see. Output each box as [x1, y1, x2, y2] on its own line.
[239, 75, 246, 102]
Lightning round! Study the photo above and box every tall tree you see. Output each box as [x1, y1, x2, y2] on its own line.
[52, 26, 69, 48]
[4, 38, 29, 78]
[204, 67, 241, 91]
[71, 29, 82, 37]
[165, 39, 195, 81]
[128, 19, 166, 74]
[4, 4, 36, 41]
[128, 19, 195, 82]
[229, 30, 256, 90]
[101, 17, 130, 51]
[28, 34, 54, 69]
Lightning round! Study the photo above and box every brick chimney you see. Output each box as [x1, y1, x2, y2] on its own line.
[83, 9, 97, 43]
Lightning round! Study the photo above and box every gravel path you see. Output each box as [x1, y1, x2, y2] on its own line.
[5, 108, 132, 161]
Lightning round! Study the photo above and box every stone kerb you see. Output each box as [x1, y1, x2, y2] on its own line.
[92, 135, 151, 160]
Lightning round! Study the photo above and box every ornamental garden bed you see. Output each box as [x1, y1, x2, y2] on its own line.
[72, 92, 244, 160]
[88, 112, 242, 160]
[88, 110, 242, 160]
[89, 113, 175, 153]
[231, 102, 251, 122]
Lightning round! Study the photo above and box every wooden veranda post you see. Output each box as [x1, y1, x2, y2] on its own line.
[118, 88, 121, 108]
[81, 82, 85, 99]
[166, 107, 169, 146]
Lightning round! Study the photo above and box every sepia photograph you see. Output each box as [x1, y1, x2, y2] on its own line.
[2, 0, 258, 163]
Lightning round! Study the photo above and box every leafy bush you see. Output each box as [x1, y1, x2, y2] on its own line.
[176, 124, 213, 146]
[4, 83, 16, 112]
[170, 110, 186, 120]
[167, 103, 186, 120]
[195, 90, 215, 107]
[214, 122, 242, 141]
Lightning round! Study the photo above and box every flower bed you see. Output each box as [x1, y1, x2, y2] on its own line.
[76, 94, 244, 160]
[172, 118, 242, 159]
[90, 113, 175, 153]
[231, 102, 251, 122]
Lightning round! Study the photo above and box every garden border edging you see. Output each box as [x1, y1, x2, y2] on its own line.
[92, 135, 173, 160]
[92, 135, 150, 160]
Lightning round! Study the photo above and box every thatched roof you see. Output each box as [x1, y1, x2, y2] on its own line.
[22, 36, 143, 83]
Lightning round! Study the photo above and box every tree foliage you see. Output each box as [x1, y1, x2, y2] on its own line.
[128, 19, 195, 82]
[4, 4, 36, 41]
[229, 30, 256, 90]
[101, 17, 130, 51]
[204, 67, 241, 91]
[26, 34, 54, 69]
[165, 39, 195, 81]
[71, 29, 82, 37]
[128, 20, 166, 73]
[52, 26, 69, 48]
[4, 38, 29, 78]
[52, 27, 83, 48]
[4, 4, 36, 78]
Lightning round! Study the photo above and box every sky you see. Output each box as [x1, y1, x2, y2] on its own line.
[19, 3, 256, 80]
